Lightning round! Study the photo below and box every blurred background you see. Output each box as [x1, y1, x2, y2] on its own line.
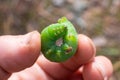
[0, 0, 120, 80]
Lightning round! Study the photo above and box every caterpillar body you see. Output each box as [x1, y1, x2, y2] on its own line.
[41, 17, 78, 62]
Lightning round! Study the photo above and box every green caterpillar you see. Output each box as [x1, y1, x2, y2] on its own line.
[41, 17, 78, 62]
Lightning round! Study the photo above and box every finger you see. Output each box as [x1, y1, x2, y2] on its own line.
[0, 31, 40, 79]
[8, 63, 53, 80]
[82, 56, 113, 80]
[37, 34, 96, 79]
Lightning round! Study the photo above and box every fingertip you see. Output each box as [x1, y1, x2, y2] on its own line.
[26, 31, 41, 51]
[23, 31, 41, 66]
[94, 56, 113, 78]
[82, 56, 113, 80]
[75, 34, 96, 63]
[0, 31, 41, 73]
[14, 31, 41, 71]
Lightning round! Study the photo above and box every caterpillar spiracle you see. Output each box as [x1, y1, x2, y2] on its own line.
[41, 17, 78, 62]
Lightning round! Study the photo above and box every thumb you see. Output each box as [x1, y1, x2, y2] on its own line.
[0, 31, 40, 79]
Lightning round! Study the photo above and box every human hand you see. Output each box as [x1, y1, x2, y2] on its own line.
[0, 31, 113, 80]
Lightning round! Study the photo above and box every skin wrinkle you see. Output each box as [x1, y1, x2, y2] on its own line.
[36, 59, 53, 80]
[94, 56, 113, 79]
[8, 63, 52, 80]
[61, 57, 82, 72]
[94, 62, 105, 80]
[60, 61, 78, 72]
[34, 55, 53, 80]
[37, 61, 60, 80]
[37, 64, 54, 80]
[9, 73, 23, 80]
[0, 65, 11, 80]
[69, 71, 84, 80]
[60, 63, 75, 73]
[39, 66, 55, 80]
[37, 55, 73, 80]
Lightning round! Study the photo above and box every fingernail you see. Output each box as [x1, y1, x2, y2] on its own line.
[78, 34, 96, 62]
[23, 31, 40, 57]
[88, 37, 96, 57]
[79, 35, 96, 55]
[94, 60, 107, 79]
[85, 35, 96, 61]
[104, 76, 108, 80]
[23, 31, 40, 45]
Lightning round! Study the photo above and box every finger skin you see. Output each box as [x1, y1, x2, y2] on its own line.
[2, 33, 113, 80]
[38, 34, 96, 79]
[8, 63, 53, 80]
[0, 31, 40, 79]
[67, 71, 83, 80]
[8, 56, 113, 80]
[82, 56, 113, 80]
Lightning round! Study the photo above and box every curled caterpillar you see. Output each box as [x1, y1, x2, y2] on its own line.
[41, 17, 78, 62]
